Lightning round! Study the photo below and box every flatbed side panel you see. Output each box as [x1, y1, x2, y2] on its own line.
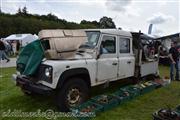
[141, 61, 158, 77]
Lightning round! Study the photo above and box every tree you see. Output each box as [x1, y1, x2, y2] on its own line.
[0, 11, 118, 37]
[80, 20, 89, 24]
[91, 20, 100, 28]
[47, 13, 58, 21]
[22, 6, 28, 15]
[80, 20, 100, 28]
[17, 7, 22, 15]
[99, 16, 116, 28]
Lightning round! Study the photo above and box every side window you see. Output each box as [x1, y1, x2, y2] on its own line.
[119, 38, 130, 53]
[101, 35, 116, 54]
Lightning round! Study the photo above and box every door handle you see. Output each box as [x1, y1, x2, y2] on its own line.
[112, 62, 118, 65]
[127, 61, 131, 64]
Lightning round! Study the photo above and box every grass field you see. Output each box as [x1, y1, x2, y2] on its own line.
[0, 65, 180, 120]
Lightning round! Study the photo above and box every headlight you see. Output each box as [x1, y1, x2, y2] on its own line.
[45, 67, 52, 77]
[36, 64, 53, 83]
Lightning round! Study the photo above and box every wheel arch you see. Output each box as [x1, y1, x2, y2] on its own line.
[56, 68, 91, 89]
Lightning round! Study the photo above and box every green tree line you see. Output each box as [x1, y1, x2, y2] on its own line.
[0, 7, 116, 38]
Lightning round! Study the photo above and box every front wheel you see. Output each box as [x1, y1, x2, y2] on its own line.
[21, 88, 34, 96]
[56, 78, 90, 112]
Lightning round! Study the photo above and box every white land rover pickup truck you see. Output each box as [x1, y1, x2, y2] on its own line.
[13, 29, 159, 111]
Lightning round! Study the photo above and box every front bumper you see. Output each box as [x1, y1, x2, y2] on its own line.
[13, 74, 53, 95]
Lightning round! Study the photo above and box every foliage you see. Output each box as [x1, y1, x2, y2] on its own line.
[0, 12, 87, 37]
[0, 7, 116, 38]
[80, 20, 100, 28]
[99, 16, 116, 29]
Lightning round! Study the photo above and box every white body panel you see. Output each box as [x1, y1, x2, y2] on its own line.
[97, 57, 118, 82]
[38, 58, 97, 89]
[117, 36, 135, 79]
[96, 34, 118, 82]
[118, 56, 135, 78]
[141, 61, 159, 77]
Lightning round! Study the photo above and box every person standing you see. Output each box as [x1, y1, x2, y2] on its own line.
[169, 41, 179, 81]
[0, 40, 10, 62]
[3, 40, 11, 55]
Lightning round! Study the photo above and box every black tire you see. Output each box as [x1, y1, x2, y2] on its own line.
[56, 77, 90, 112]
[21, 88, 34, 96]
[131, 77, 140, 84]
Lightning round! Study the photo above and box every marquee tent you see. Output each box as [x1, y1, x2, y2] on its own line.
[4, 34, 38, 46]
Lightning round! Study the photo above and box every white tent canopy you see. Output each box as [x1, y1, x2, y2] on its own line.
[4, 34, 38, 46]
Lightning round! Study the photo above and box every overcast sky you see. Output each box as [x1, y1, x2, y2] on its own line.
[1, 0, 180, 36]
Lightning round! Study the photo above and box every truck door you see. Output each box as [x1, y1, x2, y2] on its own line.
[97, 34, 118, 82]
[118, 37, 135, 79]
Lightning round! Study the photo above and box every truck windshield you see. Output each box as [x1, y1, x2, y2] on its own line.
[84, 31, 100, 48]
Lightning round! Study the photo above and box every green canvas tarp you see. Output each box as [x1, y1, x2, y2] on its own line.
[16, 40, 44, 75]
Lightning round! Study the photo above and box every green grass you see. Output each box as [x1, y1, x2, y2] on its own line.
[0, 66, 180, 120]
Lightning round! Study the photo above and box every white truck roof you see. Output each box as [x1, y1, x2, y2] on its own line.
[85, 29, 132, 37]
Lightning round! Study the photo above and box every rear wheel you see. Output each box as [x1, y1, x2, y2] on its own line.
[131, 77, 141, 84]
[56, 78, 90, 112]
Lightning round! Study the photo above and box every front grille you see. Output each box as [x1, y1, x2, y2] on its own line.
[35, 64, 52, 83]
